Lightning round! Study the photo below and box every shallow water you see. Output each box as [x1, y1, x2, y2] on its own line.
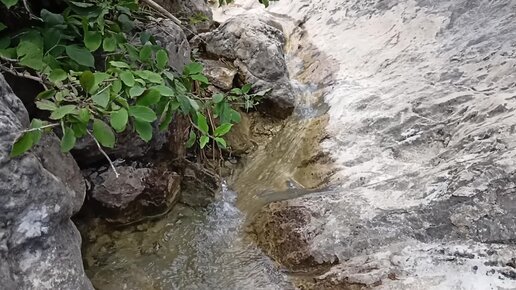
[83, 2, 336, 289]
[84, 183, 295, 290]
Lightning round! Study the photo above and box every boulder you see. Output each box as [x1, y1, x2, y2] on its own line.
[147, 18, 191, 73]
[0, 74, 92, 289]
[86, 164, 181, 224]
[153, 0, 214, 34]
[180, 161, 219, 207]
[201, 59, 238, 91]
[252, 0, 516, 288]
[194, 17, 295, 118]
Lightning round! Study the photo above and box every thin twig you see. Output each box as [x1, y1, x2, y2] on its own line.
[140, 0, 182, 25]
[0, 63, 46, 85]
[22, 0, 43, 21]
[87, 130, 120, 178]
[20, 123, 59, 133]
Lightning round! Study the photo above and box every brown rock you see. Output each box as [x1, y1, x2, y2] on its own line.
[87, 165, 180, 224]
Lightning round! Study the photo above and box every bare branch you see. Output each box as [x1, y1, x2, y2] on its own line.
[0, 62, 48, 90]
[140, 0, 182, 25]
[22, 0, 43, 22]
[87, 131, 120, 178]
[20, 123, 59, 133]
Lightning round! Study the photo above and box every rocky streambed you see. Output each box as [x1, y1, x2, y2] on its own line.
[2, 0, 516, 289]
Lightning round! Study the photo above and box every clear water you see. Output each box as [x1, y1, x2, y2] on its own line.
[84, 183, 295, 290]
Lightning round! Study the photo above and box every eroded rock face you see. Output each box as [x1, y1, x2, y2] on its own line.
[194, 17, 295, 118]
[0, 74, 92, 289]
[86, 164, 181, 224]
[250, 0, 516, 288]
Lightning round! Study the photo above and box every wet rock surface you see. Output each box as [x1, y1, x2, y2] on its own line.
[0, 74, 92, 289]
[244, 0, 516, 288]
[180, 161, 219, 207]
[85, 164, 181, 225]
[194, 16, 295, 118]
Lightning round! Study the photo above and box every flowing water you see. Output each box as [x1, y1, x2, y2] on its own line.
[83, 2, 337, 289]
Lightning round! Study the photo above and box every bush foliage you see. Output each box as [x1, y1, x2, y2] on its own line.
[0, 0, 264, 158]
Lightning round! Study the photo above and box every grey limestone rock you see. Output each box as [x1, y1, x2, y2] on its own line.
[195, 17, 295, 118]
[0, 74, 92, 289]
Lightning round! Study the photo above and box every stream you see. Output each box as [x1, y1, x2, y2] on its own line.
[82, 1, 331, 289]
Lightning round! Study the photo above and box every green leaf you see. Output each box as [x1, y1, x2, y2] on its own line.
[35, 100, 57, 111]
[129, 85, 145, 98]
[241, 83, 252, 94]
[35, 99, 56, 112]
[137, 89, 161, 106]
[112, 80, 122, 93]
[229, 109, 241, 123]
[164, 71, 175, 82]
[128, 105, 157, 122]
[0, 47, 15, 59]
[29, 119, 43, 145]
[134, 70, 162, 83]
[80, 71, 95, 92]
[36, 90, 55, 100]
[133, 119, 152, 142]
[41, 9, 64, 25]
[186, 130, 196, 148]
[214, 123, 233, 137]
[118, 13, 134, 32]
[42, 28, 61, 52]
[151, 85, 174, 96]
[70, 1, 94, 7]
[10, 132, 33, 157]
[50, 105, 76, 120]
[196, 112, 209, 134]
[120, 71, 135, 87]
[214, 137, 227, 148]
[1, 0, 18, 9]
[84, 31, 102, 51]
[139, 44, 152, 61]
[0, 36, 10, 49]
[156, 49, 168, 69]
[48, 69, 67, 83]
[66, 45, 94, 67]
[110, 108, 128, 132]
[230, 88, 242, 95]
[0, 22, 6, 32]
[184, 62, 203, 75]
[92, 119, 115, 148]
[190, 74, 209, 84]
[60, 127, 76, 153]
[72, 122, 87, 138]
[176, 94, 190, 113]
[109, 61, 129, 68]
[91, 89, 110, 108]
[17, 32, 44, 70]
[139, 31, 152, 44]
[102, 36, 117, 52]
[212, 93, 224, 103]
[159, 102, 173, 131]
[199, 135, 209, 149]
[93, 72, 110, 89]
[78, 108, 90, 123]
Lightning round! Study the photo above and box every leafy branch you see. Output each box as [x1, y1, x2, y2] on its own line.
[0, 0, 264, 177]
